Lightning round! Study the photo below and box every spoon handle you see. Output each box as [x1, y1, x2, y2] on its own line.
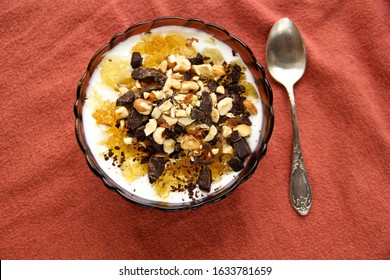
[287, 87, 312, 216]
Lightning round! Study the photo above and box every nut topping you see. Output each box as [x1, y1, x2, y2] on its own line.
[134, 98, 152, 115]
[217, 97, 233, 116]
[243, 99, 258, 115]
[152, 127, 166, 145]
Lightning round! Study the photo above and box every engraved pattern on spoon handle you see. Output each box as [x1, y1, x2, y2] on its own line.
[288, 87, 312, 216]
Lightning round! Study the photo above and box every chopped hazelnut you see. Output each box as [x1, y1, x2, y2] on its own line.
[144, 119, 158, 136]
[212, 64, 226, 77]
[243, 99, 258, 115]
[153, 127, 166, 145]
[181, 81, 200, 93]
[204, 125, 217, 142]
[181, 135, 201, 150]
[162, 115, 178, 126]
[192, 64, 213, 77]
[222, 125, 232, 138]
[216, 85, 225, 94]
[217, 97, 233, 116]
[134, 98, 152, 115]
[115, 106, 129, 119]
[159, 100, 173, 112]
[163, 139, 176, 154]
[234, 124, 252, 137]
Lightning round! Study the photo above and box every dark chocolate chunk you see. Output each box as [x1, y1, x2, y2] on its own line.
[226, 84, 245, 94]
[127, 108, 144, 130]
[132, 67, 167, 86]
[208, 80, 218, 93]
[197, 167, 212, 192]
[131, 52, 143, 69]
[190, 108, 206, 120]
[140, 155, 151, 164]
[134, 125, 146, 141]
[183, 71, 192, 81]
[234, 138, 251, 159]
[188, 53, 204, 65]
[230, 130, 242, 143]
[228, 156, 244, 171]
[173, 124, 186, 135]
[230, 64, 242, 84]
[116, 90, 135, 106]
[148, 157, 166, 183]
[146, 135, 164, 153]
[199, 92, 212, 114]
[240, 114, 252, 126]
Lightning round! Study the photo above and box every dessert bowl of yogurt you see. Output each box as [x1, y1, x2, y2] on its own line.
[74, 17, 274, 210]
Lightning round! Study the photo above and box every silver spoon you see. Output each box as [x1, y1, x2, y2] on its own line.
[266, 18, 312, 216]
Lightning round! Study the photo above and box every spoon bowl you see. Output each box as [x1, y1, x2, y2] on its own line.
[266, 18, 312, 216]
[266, 18, 307, 91]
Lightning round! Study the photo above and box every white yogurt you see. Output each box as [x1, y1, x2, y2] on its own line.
[83, 26, 263, 203]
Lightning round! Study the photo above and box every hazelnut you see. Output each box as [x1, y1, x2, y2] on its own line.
[243, 99, 258, 115]
[151, 90, 166, 100]
[163, 139, 176, 154]
[170, 78, 182, 89]
[151, 107, 162, 119]
[144, 119, 157, 136]
[115, 106, 129, 119]
[152, 127, 166, 145]
[204, 125, 217, 142]
[134, 98, 152, 115]
[222, 143, 234, 154]
[210, 92, 217, 105]
[217, 97, 233, 116]
[162, 115, 178, 126]
[173, 56, 191, 72]
[211, 108, 220, 123]
[192, 64, 213, 77]
[178, 117, 195, 126]
[222, 125, 232, 138]
[166, 55, 177, 68]
[123, 137, 136, 145]
[216, 85, 225, 94]
[158, 60, 168, 73]
[175, 109, 188, 118]
[181, 135, 201, 150]
[233, 124, 252, 137]
[181, 81, 200, 93]
[118, 86, 129, 95]
[159, 100, 173, 112]
[212, 65, 226, 77]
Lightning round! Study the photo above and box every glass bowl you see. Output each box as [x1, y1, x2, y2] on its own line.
[74, 16, 274, 210]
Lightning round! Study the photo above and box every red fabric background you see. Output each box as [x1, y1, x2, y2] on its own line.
[1, 0, 389, 260]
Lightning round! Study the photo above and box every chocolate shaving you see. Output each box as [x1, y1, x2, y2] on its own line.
[197, 167, 212, 192]
[148, 157, 166, 183]
[131, 52, 143, 69]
